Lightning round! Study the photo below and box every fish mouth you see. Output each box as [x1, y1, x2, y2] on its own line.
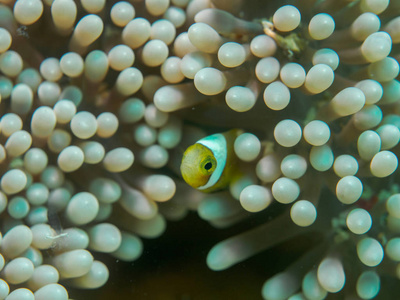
[180, 162, 200, 188]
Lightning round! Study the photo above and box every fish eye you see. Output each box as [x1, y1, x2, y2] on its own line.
[204, 162, 213, 170]
[200, 156, 216, 174]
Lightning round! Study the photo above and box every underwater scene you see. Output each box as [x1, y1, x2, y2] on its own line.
[0, 0, 399, 299]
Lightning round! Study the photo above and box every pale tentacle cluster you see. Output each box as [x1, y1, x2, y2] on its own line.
[0, 0, 399, 299]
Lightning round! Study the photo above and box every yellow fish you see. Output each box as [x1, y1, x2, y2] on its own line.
[180, 130, 240, 193]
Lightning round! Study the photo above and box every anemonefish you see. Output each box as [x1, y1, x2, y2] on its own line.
[180, 130, 241, 193]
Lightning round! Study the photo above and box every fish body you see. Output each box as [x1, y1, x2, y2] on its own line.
[180, 130, 240, 193]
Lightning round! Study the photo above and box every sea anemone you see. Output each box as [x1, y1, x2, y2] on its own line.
[0, 0, 399, 299]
